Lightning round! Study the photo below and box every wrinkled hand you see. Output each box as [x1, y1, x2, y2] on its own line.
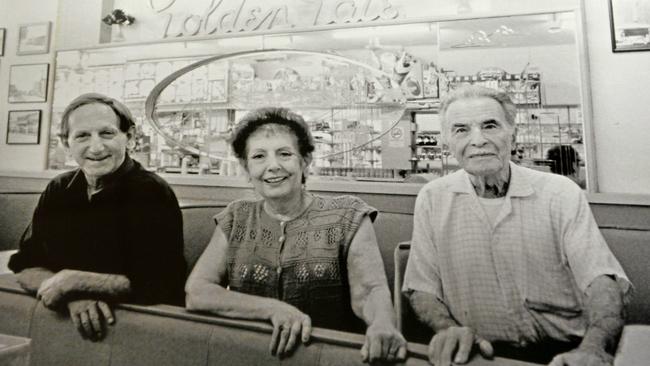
[37, 269, 77, 308]
[68, 299, 114, 341]
[549, 346, 613, 366]
[361, 321, 407, 363]
[268, 302, 311, 358]
[428, 326, 493, 366]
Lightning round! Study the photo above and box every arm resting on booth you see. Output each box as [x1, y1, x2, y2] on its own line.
[185, 225, 311, 357]
[408, 290, 494, 365]
[36, 269, 130, 308]
[549, 274, 626, 366]
[347, 217, 407, 362]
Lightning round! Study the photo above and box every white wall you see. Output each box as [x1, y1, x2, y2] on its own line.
[0, 0, 59, 171]
[584, 0, 650, 194]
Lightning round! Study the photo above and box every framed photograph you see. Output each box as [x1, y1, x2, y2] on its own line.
[609, 0, 650, 52]
[6, 110, 41, 145]
[8, 63, 49, 103]
[17, 22, 51, 55]
[0, 28, 5, 56]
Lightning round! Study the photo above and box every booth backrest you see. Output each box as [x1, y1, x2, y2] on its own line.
[179, 202, 228, 274]
[372, 211, 414, 298]
[394, 242, 432, 344]
[0, 192, 39, 251]
[600, 228, 650, 324]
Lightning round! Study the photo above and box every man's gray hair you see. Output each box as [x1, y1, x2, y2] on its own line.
[59, 93, 135, 146]
[439, 85, 517, 129]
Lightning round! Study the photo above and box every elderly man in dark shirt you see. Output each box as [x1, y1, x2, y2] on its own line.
[9, 93, 186, 340]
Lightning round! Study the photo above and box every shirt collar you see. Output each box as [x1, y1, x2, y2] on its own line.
[65, 154, 136, 191]
[449, 161, 535, 198]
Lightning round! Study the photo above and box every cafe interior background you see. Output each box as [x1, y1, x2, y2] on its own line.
[0, 0, 649, 196]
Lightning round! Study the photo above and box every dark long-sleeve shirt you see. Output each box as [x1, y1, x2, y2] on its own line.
[9, 156, 187, 306]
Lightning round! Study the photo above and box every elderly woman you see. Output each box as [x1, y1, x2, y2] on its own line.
[186, 108, 406, 362]
[9, 93, 186, 340]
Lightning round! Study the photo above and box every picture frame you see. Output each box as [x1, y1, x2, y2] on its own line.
[8, 63, 49, 103]
[17, 22, 51, 55]
[0, 28, 5, 56]
[609, 0, 650, 52]
[6, 110, 41, 145]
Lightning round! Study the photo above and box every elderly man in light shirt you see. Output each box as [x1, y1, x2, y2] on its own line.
[402, 85, 631, 366]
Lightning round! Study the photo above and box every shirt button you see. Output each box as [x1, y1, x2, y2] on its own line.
[276, 267, 282, 275]
[279, 236, 285, 242]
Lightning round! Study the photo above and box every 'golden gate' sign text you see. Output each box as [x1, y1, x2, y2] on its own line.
[149, 0, 400, 38]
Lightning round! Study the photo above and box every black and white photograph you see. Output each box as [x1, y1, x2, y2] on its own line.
[0, 28, 6, 56]
[6, 110, 41, 144]
[8, 63, 49, 103]
[16, 22, 51, 55]
[0, 1, 650, 365]
[609, 0, 650, 52]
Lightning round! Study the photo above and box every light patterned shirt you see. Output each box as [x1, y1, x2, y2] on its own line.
[403, 162, 631, 345]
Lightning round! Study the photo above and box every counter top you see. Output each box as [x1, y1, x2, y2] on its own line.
[1, 170, 649, 205]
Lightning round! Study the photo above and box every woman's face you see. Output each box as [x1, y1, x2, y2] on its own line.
[243, 125, 310, 202]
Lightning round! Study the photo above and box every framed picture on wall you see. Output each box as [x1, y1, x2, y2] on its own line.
[17, 22, 51, 55]
[0, 28, 6, 56]
[8, 63, 49, 103]
[609, 0, 650, 52]
[6, 110, 41, 145]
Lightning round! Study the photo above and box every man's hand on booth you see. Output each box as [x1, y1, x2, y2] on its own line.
[67, 299, 115, 341]
[37, 269, 78, 307]
[427, 326, 493, 366]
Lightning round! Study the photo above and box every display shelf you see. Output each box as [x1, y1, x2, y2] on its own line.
[448, 72, 541, 105]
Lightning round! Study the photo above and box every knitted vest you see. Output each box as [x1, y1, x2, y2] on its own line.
[216, 195, 377, 333]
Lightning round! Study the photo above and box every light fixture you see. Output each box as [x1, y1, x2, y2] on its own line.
[102, 9, 135, 26]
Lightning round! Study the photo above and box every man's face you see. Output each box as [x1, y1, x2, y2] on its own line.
[444, 97, 515, 178]
[65, 103, 133, 182]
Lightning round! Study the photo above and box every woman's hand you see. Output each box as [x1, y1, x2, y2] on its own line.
[68, 299, 114, 341]
[268, 301, 312, 358]
[37, 269, 78, 308]
[361, 321, 407, 363]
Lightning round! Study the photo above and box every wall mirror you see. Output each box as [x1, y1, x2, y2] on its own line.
[49, 10, 587, 187]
